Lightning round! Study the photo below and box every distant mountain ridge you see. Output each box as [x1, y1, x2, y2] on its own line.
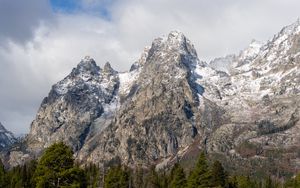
[0, 122, 15, 150]
[3, 20, 300, 176]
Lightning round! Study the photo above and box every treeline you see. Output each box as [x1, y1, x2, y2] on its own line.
[0, 142, 300, 188]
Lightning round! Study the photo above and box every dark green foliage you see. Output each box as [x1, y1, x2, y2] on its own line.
[169, 163, 187, 188]
[2, 159, 37, 188]
[143, 166, 170, 188]
[133, 165, 144, 188]
[85, 163, 101, 188]
[228, 176, 238, 188]
[187, 152, 213, 188]
[104, 166, 130, 188]
[0, 159, 7, 187]
[159, 170, 168, 188]
[235, 176, 255, 188]
[0, 148, 297, 188]
[284, 173, 300, 188]
[211, 160, 227, 187]
[264, 176, 274, 188]
[33, 142, 86, 188]
[144, 166, 162, 188]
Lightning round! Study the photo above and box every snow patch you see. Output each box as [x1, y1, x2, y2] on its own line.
[119, 70, 140, 95]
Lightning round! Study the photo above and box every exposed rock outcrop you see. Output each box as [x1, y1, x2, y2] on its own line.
[0, 122, 15, 150]
[6, 21, 300, 176]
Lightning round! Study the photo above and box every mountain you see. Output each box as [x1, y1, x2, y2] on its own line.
[195, 20, 300, 174]
[5, 20, 300, 177]
[27, 57, 119, 154]
[0, 122, 15, 150]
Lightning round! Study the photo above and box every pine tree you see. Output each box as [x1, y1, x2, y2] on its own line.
[169, 163, 187, 188]
[0, 159, 7, 187]
[145, 166, 160, 188]
[265, 176, 272, 188]
[211, 160, 227, 187]
[235, 176, 254, 188]
[134, 165, 144, 188]
[85, 163, 101, 188]
[187, 152, 212, 188]
[33, 142, 86, 188]
[104, 166, 130, 188]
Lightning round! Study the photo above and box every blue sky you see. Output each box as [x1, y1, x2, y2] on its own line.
[50, 0, 111, 18]
[50, 0, 80, 12]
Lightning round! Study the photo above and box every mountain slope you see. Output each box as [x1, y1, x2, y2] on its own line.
[196, 20, 300, 175]
[6, 20, 300, 176]
[0, 122, 15, 150]
[78, 31, 215, 166]
[27, 57, 119, 154]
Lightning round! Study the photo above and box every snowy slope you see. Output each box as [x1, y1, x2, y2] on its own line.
[0, 122, 15, 150]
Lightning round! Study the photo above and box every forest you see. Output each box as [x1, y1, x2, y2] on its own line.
[0, 142, 299, 188]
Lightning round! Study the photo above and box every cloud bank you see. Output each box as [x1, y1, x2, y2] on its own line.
[0, 0, 299, 134]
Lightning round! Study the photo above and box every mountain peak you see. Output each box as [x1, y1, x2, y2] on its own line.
[239, 39, 263, 61]
[280, 18, 300, 35]
[103, 62, 116, 73]
[148, 30, 198, 61]
[78, 56, 98, 68]
[272, 18, 300, 45]
[167, 30, 186, 41]
[72, 56, 101, 77]
[164, 30, 188, 47]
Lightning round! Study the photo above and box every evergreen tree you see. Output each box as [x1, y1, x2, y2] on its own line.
[23, 159, 37, 188]
[7, 166, 22, 188]
[169, 163, 187, 188]
[211, 160, 227, 187]
[187, 152, 212, 188]
[104, 166, 130, 188]
[285, 173, 300, 188]
[228, 176, 238, 188]
[235, 176, 254, 188]
[264, 176, 273, 188]
[85, 163, 101, 188]
[145, 166, 160, 188]
[33, 142, 86, 188]
[292, 174, 300, 188]
[133, 165, 144, 188]
[0, 159, 7, 187]
[159, 169, 168, 188]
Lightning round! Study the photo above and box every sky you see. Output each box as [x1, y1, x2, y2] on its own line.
[0, 0, 300, 135]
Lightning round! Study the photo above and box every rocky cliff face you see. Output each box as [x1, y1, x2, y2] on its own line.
[7, 20, 300, 176]
[202, 20, 300, 174]
[0, 122, 15, 150]
[77, 31, 213, 167]
[27, 57, 119, 154]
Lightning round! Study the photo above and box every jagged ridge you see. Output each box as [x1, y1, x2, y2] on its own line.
[4, 21, 300, 176]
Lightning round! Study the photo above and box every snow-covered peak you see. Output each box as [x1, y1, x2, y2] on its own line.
[73, 56, 101, 76]
[244, 19, 300, 71]
[166, 30, 197, 57]
[263, 18, 300, 55]
[239, 39, 263, 61]
[276, 18, 300, 39]
[145, 30, 199, 69]
[167, 30, 186, 43]
[53, 57, 106, 95]
[149, 31, 197, 56]
[0, 122, 15, 149]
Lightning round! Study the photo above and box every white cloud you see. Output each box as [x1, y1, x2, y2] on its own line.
[0, 0, 300, 134]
